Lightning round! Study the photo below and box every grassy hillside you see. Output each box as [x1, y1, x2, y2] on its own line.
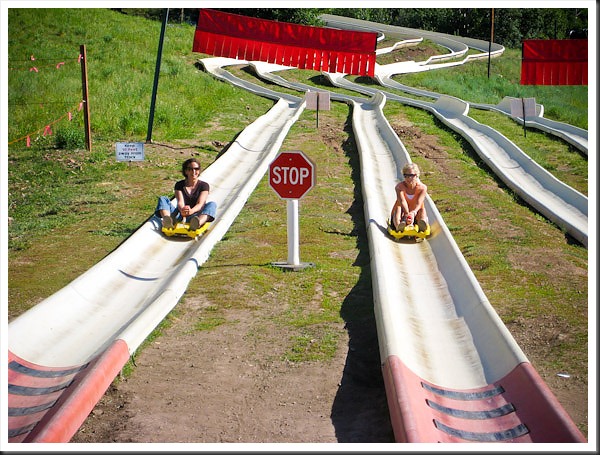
[7, 8, 589, 436]
[8, 8, 265, 142]
[8, 8, 273, 252]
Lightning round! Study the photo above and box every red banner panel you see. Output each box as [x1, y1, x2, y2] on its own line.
[521, 39, 587, 85]
[193, 9, 377, 76]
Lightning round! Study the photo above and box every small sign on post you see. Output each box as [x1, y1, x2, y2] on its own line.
[305, 91, 330, 128]
[510, 97, 536, 137]
[116, 142, 145, 162]
[269, 150, 316, 271]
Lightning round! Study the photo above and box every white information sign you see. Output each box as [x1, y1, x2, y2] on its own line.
[116, 142, 145, 162]
[305, 91, 331, 110]
[509, 98, 536, 119]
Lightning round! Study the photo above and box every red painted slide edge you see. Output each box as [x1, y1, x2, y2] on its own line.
[23, 339, 130, 443]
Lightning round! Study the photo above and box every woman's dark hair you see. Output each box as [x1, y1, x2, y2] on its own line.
[181, 158, 201, 177]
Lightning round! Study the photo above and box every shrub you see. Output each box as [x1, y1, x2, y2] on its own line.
[55, 125, 86, 150]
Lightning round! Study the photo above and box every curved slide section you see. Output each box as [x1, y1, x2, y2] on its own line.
[248, 15, 588, 246]
[472, 97, 588, 154]
[322, 72, 588, 247]
[328, 14, 588, 155]
[7, 69, 305, 442]
[363, 30, 588, 153]
[352, 92, 585, 442]
[376, 37, 423, 56]
[322, 13, 505, 75]
[376, 75, 588, 155]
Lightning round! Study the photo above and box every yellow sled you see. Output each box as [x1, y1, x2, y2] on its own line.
[162, 221, 211, 239]
[387, 219, 430, 241]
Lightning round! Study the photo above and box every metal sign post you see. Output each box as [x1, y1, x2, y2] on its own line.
[79, 44, 91, 151]
[305, 91, 331, 128]
[269, 151, 316, 271]
[286, 199, 301, 266]
[510, 97, 536, 137]
[146, 8, 169, 144]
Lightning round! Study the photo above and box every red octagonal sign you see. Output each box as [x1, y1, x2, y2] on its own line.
[269, 151, 315, 200]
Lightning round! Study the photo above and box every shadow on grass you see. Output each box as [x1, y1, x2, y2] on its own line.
[330, 110, 395, 443]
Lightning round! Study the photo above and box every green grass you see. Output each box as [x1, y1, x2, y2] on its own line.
[194, 315, 228, 331]
[284, 329, 340, 362]
[182, 102, 365, 363]
[7, 9, 588, 428]
[8, 9, 273, 143]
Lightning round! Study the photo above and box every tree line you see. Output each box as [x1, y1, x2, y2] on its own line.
[114, 8, 588, 49]
[333, 8, 588, 47]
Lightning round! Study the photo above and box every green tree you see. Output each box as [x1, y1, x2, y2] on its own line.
[216, 8, 325, 26]
[494, 9, 524, 47]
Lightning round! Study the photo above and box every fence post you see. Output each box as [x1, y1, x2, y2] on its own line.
[80, 44, 92, 151]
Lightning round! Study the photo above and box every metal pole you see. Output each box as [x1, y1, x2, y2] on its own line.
[316, 92, 319, 128]
[487, 8, 494, 79]
[80, 44, 91, 151]
[522, 97, 527, 137]
[146, 8, 169, 143]
[287, 199, 300, 266]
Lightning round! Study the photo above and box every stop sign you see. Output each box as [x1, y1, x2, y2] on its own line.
[269, 151, 315, 199]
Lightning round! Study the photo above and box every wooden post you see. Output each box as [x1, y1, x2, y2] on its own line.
[316, 92, 320, 128]
[80, 44, 92, 151]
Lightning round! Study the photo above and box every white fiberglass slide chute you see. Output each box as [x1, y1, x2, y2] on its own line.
[8, 97, 304, 367]
[7, 59, 305, 442]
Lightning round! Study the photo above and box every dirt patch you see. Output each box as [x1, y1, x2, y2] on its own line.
[379, 44, 444, 64]
[73, 302, 394, 443]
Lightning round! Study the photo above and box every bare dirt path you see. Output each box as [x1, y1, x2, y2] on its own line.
[73, 297, 394, 443]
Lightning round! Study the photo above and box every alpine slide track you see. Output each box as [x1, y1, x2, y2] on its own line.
[7, 15, 589, 445]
